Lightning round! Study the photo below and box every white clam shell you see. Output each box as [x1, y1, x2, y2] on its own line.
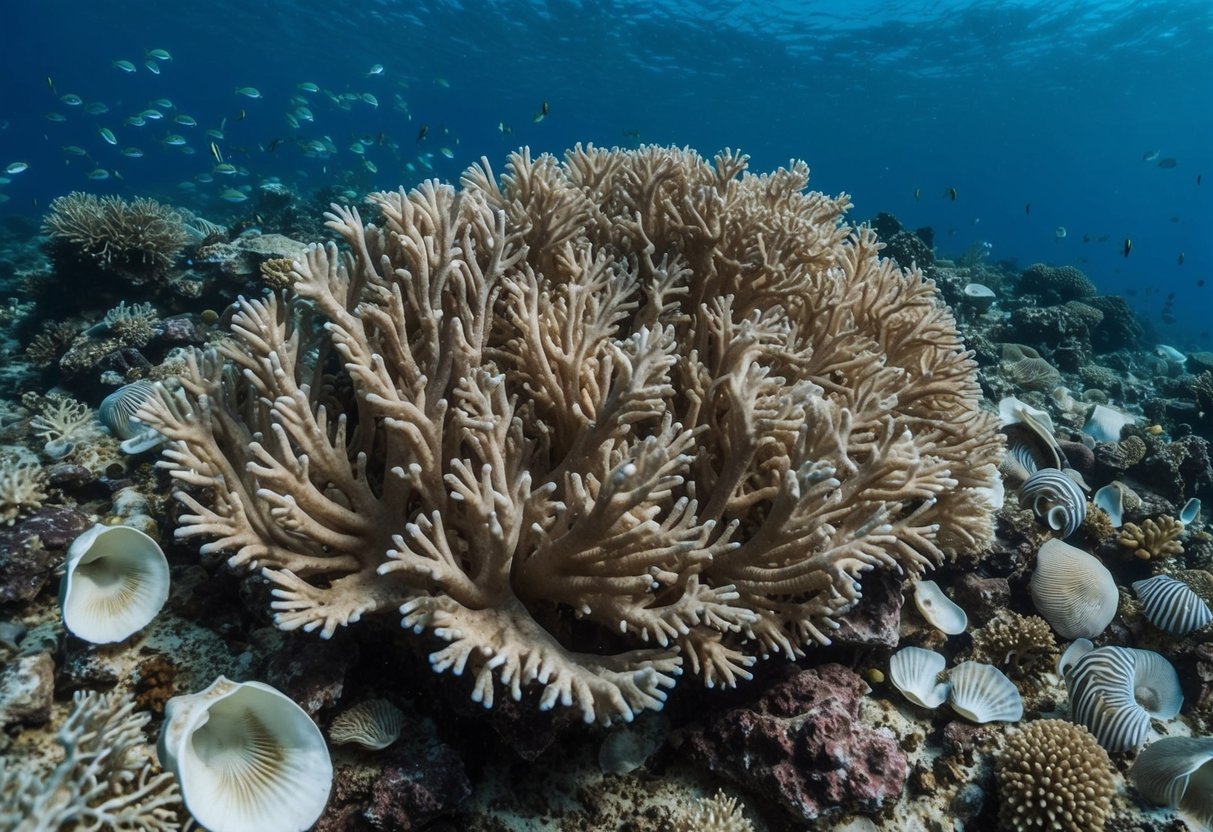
[913, 580, 967, 635]
[889, 646, 949, 709]
[1029, 539, 1118, 639]
[1093, 483, 1125, 528]
[59, 524, 169, 643]
[1083, 404, 1136, 443]
[158, 676, 333, 832]
[1129, 736, 1213, 827]
[946, 661, 1023, 723]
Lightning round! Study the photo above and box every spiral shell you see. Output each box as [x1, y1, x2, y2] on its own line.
[1064, 645, 1182, 752]
[1020, 468, 1086, 538]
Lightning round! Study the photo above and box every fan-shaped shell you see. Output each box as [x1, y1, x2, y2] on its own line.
[158, 676, 333, 832]
[889, 646, 949, 709]
[1064, 645, 1182, 752]
[946, 661, 1022, 723]
[1129, 736, 1213, 828]
[329, 699, 404, 750]
[1030, 539, 1118, 639]
[913, 580, 968, 635]
[59, 524, 169, 644]
[1020, 468, 1086, 538]
[1093, 483, 1125, 528]
[99, 380, 165, 454]
[1133, 575, 1213, 636]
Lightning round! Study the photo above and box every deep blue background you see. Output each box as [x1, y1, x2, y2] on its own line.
[2, 0, 1210, 343]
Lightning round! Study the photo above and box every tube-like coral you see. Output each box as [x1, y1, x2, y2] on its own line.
[141, 145, 1003, 723]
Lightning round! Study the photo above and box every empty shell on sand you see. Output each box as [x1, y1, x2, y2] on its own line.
[889, 646, 949, 709]
[59, 524, 169, 644]
[946, 661, 1023, 724]
[1129, 736, 1213, 828]
[158, 676, 333, 832]
[1064, 645, 1182, 752]
[1133, 575, 1213, 636]
[329, 699, 404, 750]
[1030, 539, 1118, 639]
[913, 580, 968, 635]
[1020, 467, 1087, 538]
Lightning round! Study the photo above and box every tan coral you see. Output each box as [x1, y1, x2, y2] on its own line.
[996, 719, 1114, 832]
[140, 145, 1003, 724]
[0, 457, 48, 525]
[969, 611, 1057, 682]
[42, 192, 186, 282]
[669, 790, 753, 832]
[1119, 516, 1184, 561]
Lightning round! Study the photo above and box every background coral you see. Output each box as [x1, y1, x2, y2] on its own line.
[42, 192, 186, 284]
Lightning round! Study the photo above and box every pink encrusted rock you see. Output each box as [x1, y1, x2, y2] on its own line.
[674, 663, 906, 824]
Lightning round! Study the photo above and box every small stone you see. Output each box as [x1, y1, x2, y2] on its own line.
[951, 574, 1010, 625]
[0, 652, 54, 727]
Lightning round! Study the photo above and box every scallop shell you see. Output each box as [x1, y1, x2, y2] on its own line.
[1064, 645, 1182, 752]
[158, 676, 333, 832]
[1129, 736, 1213, 828]
[1029, 539, 1118, 639]
[329, 699, 404, 750]
[59, 524, 169, 644]
[1133, 575, 1213, 636]
[889, 646, 949, 709]
[99, 380, 165, 454]
[1020, 468, 1086, 538]
[913, 580, 968, 635]
[946, 661, 1023, 723]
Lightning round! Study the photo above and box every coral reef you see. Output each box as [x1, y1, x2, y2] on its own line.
[0, 456, 48, 525]
[995, 719, 1114, 832]
[42, 192, 187, 284]
[1018, 263, 1097, 303]
[140, 145, 1003, 724]
[1118, 516, 1184, 561]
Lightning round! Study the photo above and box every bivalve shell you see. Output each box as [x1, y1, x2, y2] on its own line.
[329, 699, 404, 750]
[1133, 575, 1213, 636]
[1129, 736, 1213, 828]
[1029, 539, 1118, 639]
[889, 646, 949, 709]
[913, 580, 968, 635]
[946, 661, 1023, 723]
[59, 524, 169, 643]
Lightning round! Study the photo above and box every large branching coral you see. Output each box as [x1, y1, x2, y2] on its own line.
[140, 145, 1003, 724]
[42, 192, 186, 283]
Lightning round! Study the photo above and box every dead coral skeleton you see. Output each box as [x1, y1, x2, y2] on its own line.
[141, 145, 1003, 724]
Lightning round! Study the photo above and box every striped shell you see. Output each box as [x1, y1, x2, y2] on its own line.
[1029, 539, 1118, 639]
[1020, 468, 1086, 538]
[328, 699, 404, 750]
[913, 580, 968, 635]
[99, 380, 164, 453]
[889, 646, 949, 709]
[1129, 736, 1213, 827]
[1064, 645, 1182, 752]
[946, 661, 1022, 723]
[1133, 575, 1213, 636]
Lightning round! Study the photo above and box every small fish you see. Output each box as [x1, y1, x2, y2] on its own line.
[435, 77, 450, 87]
[1178, 252, 1185, 265]
[267, 138, 283, 152]
[284, 112, 300, 129]
[913, 187, 920, 201]
[364, 159, 378, 173]
[60, 94, 83, 106]
[1082, 233, 1090, 243]
[145, 61, 161, 75]
[151, 98, 174, 109]
[163, 134, 187, 146]
[174, 114, 197, 126]
[416, 124, 428, 142]
[360, 93, 379, 108]
[298, 82, 319, 93]
[1123, 238, 1132, 258]
[46, 75, 56, 93]
[146, 48, 172, 61]
[210, 142, 223, 163]
[86, 167, 110, 179]
[1143, 150, 1160, 161]
[1054, 226, 1067, 239]
[5, 162, 29, 174]
[121, 146, 144, 158]
[236, 108, 247, 121]
[349, 141, 366, 155]
[1198, 174, 1203, 186]
[63, 145, 88, 156]
[44, 112, 67, 122]
[1198, 279, 1206, 288]
[235, 87, 261, 98]
[213, 162, 237, 175]
[947, 187, 957, 201]
[113, 60, 137, 73]
[205, 128, 225, 140]
[1157, 157, 1178, 168]
[140, 109, 164, 120]
[532, 100, 549, 123]
[440, 146, 454, 159]
[125, 116, 147, 127]
[195, 173, 214, 183]
[367, 64, 384, 76]
[376, 130, 385, 146]
[295, 106, 314, 122]
[219, 188, 248, 203]
[84, 102, 109, 115]
[1024, 203, 1030, 215]
[98, 127, 117, 145]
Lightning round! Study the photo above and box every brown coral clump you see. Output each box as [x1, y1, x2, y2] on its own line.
[970, 611, 1058, 682]
[996, 719, 1114, 832]
[259, 257, 297, 289]
[140, 145, 1004, 724]
[1119, 516, 1184, 561]
[42, 192, 186, 282]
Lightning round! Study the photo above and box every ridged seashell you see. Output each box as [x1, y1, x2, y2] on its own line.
[889, 646, 949, 709]
[999, 397, 1062, 470]
[1093, 483, 1125, 528]
[158, 676, 333, 832]
[913, 580, 968, 635]
[1180, 498, 1202, 527]
[99, 380, 165, 454]
[1029, 539, 1118, 639]
[1133, 575, 1213, 635]
[329, 699, 404, 750]
[946, 661, 1022, 723]
[1057, 637, 1095, 677]
[59, 524, 169, 644]
[1083, 403, 1136, 443]
[1020, 468, 1086, 538]
[1129, 736, 1213, 828]
[963, 282, 996, 309]
[1064, 645, 1182, 752]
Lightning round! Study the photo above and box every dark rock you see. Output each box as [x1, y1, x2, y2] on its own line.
[0, 652, 54, 727]
[261, 630, 359, 718]
[870, 212, 903, 240]
[46, 463, 96, 488]
[833, 570, 903, 648]
[951, 574, 1010, 626]
[674, 663, 907, 823]
[0, 507, 91, 603]
[1058, 440, 1095, 474]
[884, 230, 934, 270]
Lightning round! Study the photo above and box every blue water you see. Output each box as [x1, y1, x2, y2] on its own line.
[2, 0, 1210, 342]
